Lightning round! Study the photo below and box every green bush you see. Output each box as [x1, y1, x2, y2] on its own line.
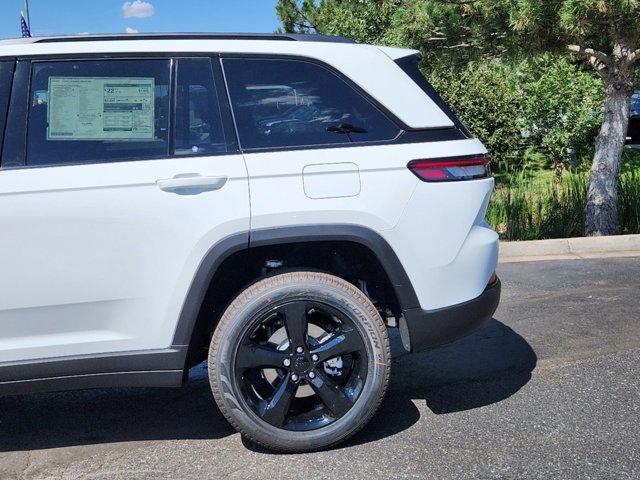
[519, 54, 604, 170]
[429, 60, 525, 174]
[426, 54, 604, 174]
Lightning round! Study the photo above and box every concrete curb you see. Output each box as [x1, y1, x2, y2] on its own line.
[499, 234, 640, 263]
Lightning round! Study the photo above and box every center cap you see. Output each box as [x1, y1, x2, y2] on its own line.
[293, 356, 311, 373]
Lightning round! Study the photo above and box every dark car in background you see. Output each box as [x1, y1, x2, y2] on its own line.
[629, 92, 640, 144]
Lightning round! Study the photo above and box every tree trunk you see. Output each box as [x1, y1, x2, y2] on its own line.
[585, 63, 634, 236]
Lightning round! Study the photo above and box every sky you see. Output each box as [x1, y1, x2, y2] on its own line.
[0, 0, 282, 39]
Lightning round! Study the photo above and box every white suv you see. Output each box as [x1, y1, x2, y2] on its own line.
[0, 33, 500, 452]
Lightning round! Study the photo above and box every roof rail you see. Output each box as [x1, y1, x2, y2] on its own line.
[33, 32, 357, 44]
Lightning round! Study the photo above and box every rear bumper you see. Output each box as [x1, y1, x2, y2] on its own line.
[399, 279, 501, 352]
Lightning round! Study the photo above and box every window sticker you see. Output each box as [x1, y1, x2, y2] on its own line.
[46, 77, 155, 141]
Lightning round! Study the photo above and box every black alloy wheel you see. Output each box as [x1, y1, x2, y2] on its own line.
[234, 299, 368, 431]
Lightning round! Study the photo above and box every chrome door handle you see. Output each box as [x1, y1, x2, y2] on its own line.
[156, 174, 228, 194]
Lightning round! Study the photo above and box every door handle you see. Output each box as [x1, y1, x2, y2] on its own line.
[156, 174, 228, 195]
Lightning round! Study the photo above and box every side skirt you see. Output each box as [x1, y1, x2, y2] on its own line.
[0, 347, 187, 396]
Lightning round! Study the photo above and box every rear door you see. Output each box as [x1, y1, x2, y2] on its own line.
[0, 56, 249, 363]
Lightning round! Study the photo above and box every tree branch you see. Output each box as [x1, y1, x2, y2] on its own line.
[567, 45, 612, 80]
[627, 49, 640, 66]
[567, 45, 610, 65]
[296, 8, 318, 32]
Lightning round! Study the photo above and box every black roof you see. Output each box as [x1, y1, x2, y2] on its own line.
[33, 32, 356, 44]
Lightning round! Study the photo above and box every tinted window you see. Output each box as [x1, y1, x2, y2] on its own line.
[223, 58, 400, 149]
[394, 54, 469, 136]
[174, 58, 227, 156]
[27, 59, 170, 166]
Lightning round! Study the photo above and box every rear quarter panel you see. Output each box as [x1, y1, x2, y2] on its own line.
[245, 138, 496, 310]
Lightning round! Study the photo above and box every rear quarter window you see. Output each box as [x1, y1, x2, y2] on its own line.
[394, 54, 470, 137]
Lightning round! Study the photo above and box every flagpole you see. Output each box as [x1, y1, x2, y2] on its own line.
[24, 0, 31, 30]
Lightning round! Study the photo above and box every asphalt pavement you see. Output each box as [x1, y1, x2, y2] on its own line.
[1, 256, 639, 479]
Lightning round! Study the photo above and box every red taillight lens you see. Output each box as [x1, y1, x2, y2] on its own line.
[408, 155, 492, 182]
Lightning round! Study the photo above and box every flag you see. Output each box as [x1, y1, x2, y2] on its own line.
[20, 11, 31, 38]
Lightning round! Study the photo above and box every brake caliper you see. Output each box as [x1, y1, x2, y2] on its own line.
[323, 356, 344, 377]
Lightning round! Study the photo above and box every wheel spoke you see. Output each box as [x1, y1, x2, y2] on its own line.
[311, 328, 365, 363]
[308, 371, 354, 418]
[259, 373, 298, 427]
[280, 302, 308, 350]
[236, 342, 289, 370]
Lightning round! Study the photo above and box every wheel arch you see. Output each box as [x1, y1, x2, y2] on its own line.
[171, 225, 419, 369]
[250, 224, 419, 308]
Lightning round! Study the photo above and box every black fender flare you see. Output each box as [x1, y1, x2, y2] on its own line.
[170, 224, 420, 347]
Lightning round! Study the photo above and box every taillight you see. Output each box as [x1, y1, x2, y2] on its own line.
[408, 154, 491, 182]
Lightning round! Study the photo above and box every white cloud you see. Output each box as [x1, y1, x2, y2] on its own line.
[125, 27, 139, 34]
[122, 1, 155, 18]
[76, 32, 90, 35]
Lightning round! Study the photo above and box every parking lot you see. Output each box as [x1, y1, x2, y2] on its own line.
[1, 256, 639, 479]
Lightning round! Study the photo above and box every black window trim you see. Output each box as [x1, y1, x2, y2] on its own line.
[168, 57, 177, 156]
[0, 53, 241, 171]
[1, 59, 30, 168]
[210, 56, 240, 153]
[0, 59, 16, 162]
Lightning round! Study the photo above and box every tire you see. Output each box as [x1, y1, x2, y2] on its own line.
[208, 271, 390, 452]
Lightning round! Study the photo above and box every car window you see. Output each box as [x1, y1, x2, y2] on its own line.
[0, 61, 14, 157]
[26, 59, 170, 167]
[174, 58, 227, 156]
[222, 58, 400, 149]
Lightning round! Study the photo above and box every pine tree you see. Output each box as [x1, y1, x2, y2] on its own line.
[276, 0, 640, 236]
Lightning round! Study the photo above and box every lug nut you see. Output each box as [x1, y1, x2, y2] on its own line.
[296, 346, 304, 353]
[308, 371, 316, 379]
[311, 354, 319, 362]
[283, 358, 291, 367]
[291, 374, 299, 382]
